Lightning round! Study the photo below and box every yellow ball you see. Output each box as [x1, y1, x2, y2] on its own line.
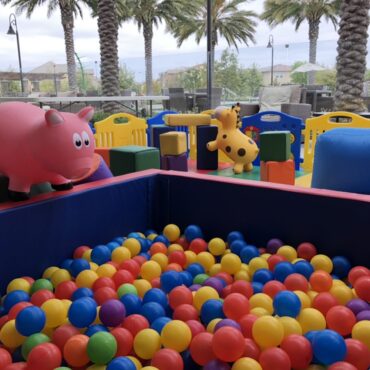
[141, 367, 159, 370]
[161, 320, 192, 352]
[42, 325, 55, 338]
[310, 254, 333, 273]
[96, 264, 116, 278]
[0, 320, 25, 348]
[234, 270, 250, 281]
[112, 247, 131, 263]
[163, 224, 181, 242]
[297, 308, 326, 334]
[123, 238, 141, 257]
[240, 263, 249, 272]
[89, 262, 99, 271]
[62, 299, 72, 312]
[50, 269, 71, 287]
[260, 253, 272, 260]
[193, 286, 219, 311]
[249, 293, 273, 315]
[141, 261, 162, 281]
[252, 316, 284, 348]
[232, 357, 262, 370]
[133, 329, 161, 359]
[87, 365, 106, 370]
[279, 316, 302, 337]
[248, 257, 269, 276]
[277, 245, 297, 262]
[207, 318, 223, 333]
[184, 251, 197, 267]
[352, 320, 370, 350]
[167, 244, 184, 253]
[250, 307, 270, 317]
[93, 306, 101, 325]
[221, 253, 241, 275]
[307, 290, 318, 301]
[7, 278, 30, 293]
[223, 249, 231, 255]
[127, 355, 142, 369]
[42, 266, 59, 279]
[76, 270, 99, 288]
[137, 232, 145, 238]
[208, 238, 226, 256]
[329, 284, 353, 305]
[209, 263, 222, 276]
[292, 258, 305, 264]
[41, 299, 67, 328]
[196, 252, 215, 272]
[151, 253, 168, 271]
[133, 279, 152, 298]
[294, 291, 312, 309]
[147, 233, 158, 241]
[82, 249, 92, 261]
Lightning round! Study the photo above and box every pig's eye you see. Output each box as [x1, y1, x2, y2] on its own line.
[73, 133, 82, 150]
[82, 131, 90, 147]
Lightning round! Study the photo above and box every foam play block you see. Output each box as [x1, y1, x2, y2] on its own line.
[260, 159, 295, 185]
[161, 153, 188, 172]
[95, 147, 110, 167]
[159, 131, 187, 156]
[110, 146, 160, 176]
[165, 114, 211, 127]
[197, 125, 218, 170]
[260, 131, 290, 162]
[151, 125, 175, 148]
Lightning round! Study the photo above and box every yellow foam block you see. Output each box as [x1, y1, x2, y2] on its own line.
[165, 114, 211, 127]
[159, 131, 187, 156]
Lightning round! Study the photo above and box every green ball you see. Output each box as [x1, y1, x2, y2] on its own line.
[87, 332, 117, 364]
[194, 273, 209, 285]
[117, 283, 138, 298]
[30, 279, 54, 294]
[21, 333, 50, 360]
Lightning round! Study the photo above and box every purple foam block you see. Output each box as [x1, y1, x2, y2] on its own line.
[160, 155, 169, 170]
[167, 153, 188, 172]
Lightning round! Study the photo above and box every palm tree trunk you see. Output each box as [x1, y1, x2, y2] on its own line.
[97, 0, 121, 113]
[308, 19, 320, 85]
[334, 0, 369, 112]
[143, 22, 153, 95]
[59, 3, 77, 94]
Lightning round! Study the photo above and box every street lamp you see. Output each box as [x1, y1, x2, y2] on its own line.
[267, 35, 274, 86]
[53, 64, 58, 96]
[7, 13, 24, 93]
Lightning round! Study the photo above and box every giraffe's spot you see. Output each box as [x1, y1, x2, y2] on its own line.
[226, 146, 231, 153]
[223, 134, 227, 139]
[238, 148, 246, 157]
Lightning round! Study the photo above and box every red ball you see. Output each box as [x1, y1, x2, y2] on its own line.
[221, 285, 232, 299]
[92, 277, 116, 292]
[186, 320, 205, 338]
[326, 306, 356, 336]
[262, 281, 286, 299]
[165, 263, 182, 272]
[118, 260, 140, 278]
[27, 343, 62, 370]
[133, 255, 147, 266]
[243, 338, 260, 360]
[149, 242, 167, 255]
[0, 348, 11, 369]
[168, 251, 187, 268]
[238, 314, 258, 338]
[107, 261, 120, 269]
[230, 281, 253, 299]
[189, 332, 215, 365]
[354, 275, 370, 302]
[122, 314, 149, 337]
[30, 290, 55, 307]
[223, 293, 250, 321]
[8, 302, 33, 320]
[348, 266, 370, 286]
[21, 277, 35, 285]
[4, 363, 28, 370]
[168, 286, 193, 309]
[176, 236, 189, 250]
[312, 292, 339, 316]
[309, 270, 333, 292]
[267, 255, 288, 270]
[113, 270, 134, 288]
[280, 334, 312, 370]
[284, 273, 309, 292]
[212, 327, 245, 362]
[151, 348, 184, 370]
[328, 362, 358, 370]
[94, 287, 117, 305]
[189, 238, 208, 254]
[297, 242, 317, 261]
[0, 315, 9, 330]
[151, 277, 161, 289]
[52, 324, 80, 351]
[54, 281, 78, 300]
[173, 304, 199, 322]
[259, 347, 291, 370]
[111, 327, 133, 357]
[73, 246, 91, 259]
[215, 272, 233, 285]
[345, 338, 370, 370]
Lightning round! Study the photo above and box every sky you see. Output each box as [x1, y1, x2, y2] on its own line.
[0, 1, 341, 76]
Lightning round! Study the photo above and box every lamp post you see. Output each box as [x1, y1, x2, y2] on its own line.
[267, 35, 274, 86]
[7, 13, 24, 93]
[53, 64, 58, 96]
[207, 0, 213, 109]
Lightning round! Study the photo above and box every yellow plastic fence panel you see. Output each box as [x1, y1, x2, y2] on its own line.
[301, 112, 370, 172]
[94, 113, 147, 148]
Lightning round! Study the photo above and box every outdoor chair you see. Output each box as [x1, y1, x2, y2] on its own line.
[163, 88, 187, 112]
[195, 87, 222, 110]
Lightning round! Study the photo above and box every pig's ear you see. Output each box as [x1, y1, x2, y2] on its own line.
[45, 109, 64, 127]
[77, 106, 94, 123]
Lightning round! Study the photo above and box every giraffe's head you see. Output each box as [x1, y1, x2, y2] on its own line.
[215, 104, 240, 129]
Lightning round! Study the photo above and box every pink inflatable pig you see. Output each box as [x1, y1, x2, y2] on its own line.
[0, 102, 95, 200]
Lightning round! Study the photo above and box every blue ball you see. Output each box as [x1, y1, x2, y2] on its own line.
[240, 246, 260, 264]
[140, 302, 165, 324]
[253, 268, 274, 285]
[312, 329, 347, 365]
[252, 282, 263, 294]
[106, 241, 120, 252]
[71, 287, 94, 301]
[182, 350, 202, 370]
[143, 288, 168, 308]
[145, 229, 157, 237]
[184, 225, 203, 242]
[15, 306, 46, 336]
[107, 356, 136, 370]
[151, 317, 172, 333]
[120, 294, 142, 315]
[60, 258, 74, 271]
[91, 245, 111, 265]
[332, 256, 351, 279]
[68, 297, 97, 328]
[113, 236, 124, 244]
[153, 234, 170, 246]
[274, 261, 295, 282]
[179, 271, 193, 287]
[273, 291, 301, 317]
[70, 258, 90, 277]
[138, 252, 150, 261]
[11, 347, 23, 363]
[304, 331, 320, 363]
[186, 263, 205, 277]
[230, 240, 247, 256]
[137, 238, 151, 253]
[200, 299, 225, 325]
[85, 324, 109, 337]
[160, 271, 183, 293]
[4, 290, 30, 312]
[127, 232, 140, 239]
[294, 260, 314, 279]
[227, 231, 244, 245]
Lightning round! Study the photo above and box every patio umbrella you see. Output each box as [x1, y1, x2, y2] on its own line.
[292, 63, 327, 73]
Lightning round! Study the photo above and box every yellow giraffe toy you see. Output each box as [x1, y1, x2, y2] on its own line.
[207, 104, 259, 174]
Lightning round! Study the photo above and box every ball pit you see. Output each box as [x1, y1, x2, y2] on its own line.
[0, 224, 369, 370]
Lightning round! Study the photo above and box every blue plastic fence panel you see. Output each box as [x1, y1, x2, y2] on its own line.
[147, 111, 177, 145]
[241, 111, 304, 170]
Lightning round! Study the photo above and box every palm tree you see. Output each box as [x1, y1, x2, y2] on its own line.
[261, 0, 340, 85]
[1, 0, 87, 94]
[334, 0, 370, 112]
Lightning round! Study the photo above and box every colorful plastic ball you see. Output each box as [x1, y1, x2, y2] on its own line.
[194, 273, 209, 284]
[41, 299, 67, 328]
[140, 261, 162, 281]
[110, 328, 133, 357]
[252, 268, 273, 285]
[15, 306, 46, 336]
[220, 254, 241, 275]
[284, 273, 309, 292]
[228, 240, 245, 256]
[311, 292, 338, 315]
[122, 314, 150, 337]
[85, 324, 109, 337]
[8, 302, 33, 320]
[50, 269, 71, 288]
[150, 242, 168, 256]
[297, 242, 317, 261]
[189, 332, 215, 365]
[99, 299, 126, 327]
[0, 348, 11, 369]
[51, 324, 80, 351]
[4, 291, 30, 312]
[200, 299, 225, 325]
[87, 332, 117, 365]
[238, 313, 257, 338]
[262, 280, 286, 299]
[280, 334, 312, 369]
[7, 278, 31, 294]
[346, 298, 369, 315]
[76, 270, 99, 289]
[332, 256, 351, 279]
[140, 302, 165, 324]
[174, 304, 198, 321]
[203, 277, 225, 294]
[227, 231, 244, 245]
[68, 297, 97, 328]
[54, 281, 78, 300]
[71, 287, 94, 301]
[151, 317, 172, 333]
[354, 276, 370, 302]
[230, 280, 253, 298]
[203, 359, 230, 370]
[279, 316, 302, 337]
[163, 224, 181, 242]
[208, 238, 226, 256]
[309, 270, 333, 292]
[27, 342, 62, 370]
[312, 329, 347, 365]
[70, 258, 90, 277]
[273, 291, 301, 318]
[249, 293, 273, 315]
[113, 270, 135, 288]
[151, 348, 184, 370]
[184, 225, 203, 242]
[231, 357, 262, 370]
[196, 252, 215, 272]
[193, 286, 219, 311]
[106, 357, 136, 370]
[297, 308, 326, 334]
[3, 363, 28, 370]
[186, 263, 205, 278]
[357, 310, 370, 321]
[214, 319, 241, 332]
[252, 316, 284, 348]
[240, 246, 259, 264]
[161, 320, 191, 352]
[212, 326, 244, 362]
[160, 271, 182, 293]
[91, 245, 111, 265]
[223, 293, 250, 320]
[134, 328, 161, 360]
[189, 238, 208, 254]
[153, 234, 170, 246]
[185, 320, 204, 338]
[348, 266, 370, 286]
[273, 262, 295, 282]
[277, 245, 297, 262]
[294, 260, 314, 279]
[259, 347, 291, 370]
[168, 286, 193, 309]
[352, 320, 370, 350]
[60, 259, 73, 271]
[327, 362, 357, 370]
[96, 264, 117, 278]
[94, 287, 118, 305]
[21, 333, 50, 360]
[326, 306, 356, 336]
[120, 294, 142, 316]
[143, 288, 168, 308]
[310, 254, 333, 273]
[63, 334, 90, 367]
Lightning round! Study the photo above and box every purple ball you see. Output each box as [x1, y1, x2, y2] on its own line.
[266, 238, 284, 254]
[203, 278, 224, 294]
[357, 310, 370, 321]
[99, 299, 126, 327]
[204, 359, 231, 370]
[189, 284, 201, 292]
[214, 319, 241, 332]
[346, 299, 369, 315]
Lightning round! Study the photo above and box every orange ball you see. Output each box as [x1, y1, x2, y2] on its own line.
[284, 274, 309, 292]
[309, 270, 333, 292]
[63, 334, 90, 367]
[150, 242, 168, 256]
[354, 276, 370, 302]
[168, 286, 193, 309]
[223, 293, 250, 321]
